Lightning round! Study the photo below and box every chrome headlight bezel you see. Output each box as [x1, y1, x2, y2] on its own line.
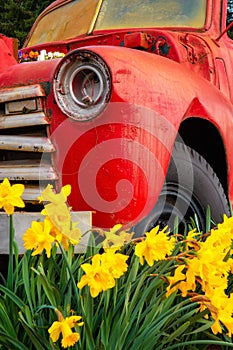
[53, 50, 112, 121]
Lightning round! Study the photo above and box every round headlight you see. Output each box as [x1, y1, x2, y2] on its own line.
[54, 50, 111, 121]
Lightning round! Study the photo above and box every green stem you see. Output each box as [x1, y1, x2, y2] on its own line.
[58, 243, 80, 303]
[7, 214, 14, 290]
[58, 243, 95, 350]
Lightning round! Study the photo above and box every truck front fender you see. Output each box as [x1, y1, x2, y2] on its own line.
[96, 45, 233, 186]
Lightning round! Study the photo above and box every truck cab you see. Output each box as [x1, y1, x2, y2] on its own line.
[0, 0, 233, 233]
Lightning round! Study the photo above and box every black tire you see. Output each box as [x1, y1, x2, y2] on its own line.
[134, 142, 230, 234]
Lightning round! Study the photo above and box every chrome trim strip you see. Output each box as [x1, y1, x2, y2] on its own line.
[22, 186, 44, 201]
[0, 112, 49, 129]
[0, 161, 58, 181]
[0, 136, 55, 152]
[0, 84, 45, 103]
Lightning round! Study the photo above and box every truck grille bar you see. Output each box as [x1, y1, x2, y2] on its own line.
[0, 135, 55, 152]
[0, 84, 58, 205]
[0, 84, 45, 103]
[0, 112, 49, 130]
[0, 161, 58, 181]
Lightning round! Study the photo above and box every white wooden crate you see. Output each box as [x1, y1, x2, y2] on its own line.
[0, 211, 92, 254]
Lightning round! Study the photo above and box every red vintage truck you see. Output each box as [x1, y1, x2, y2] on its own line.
[0, 0, 232, 234]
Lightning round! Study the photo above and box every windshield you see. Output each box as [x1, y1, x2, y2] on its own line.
[96, 0, 206, 30]
[26, 0, 207, 46]
[26, 0, 99, 46]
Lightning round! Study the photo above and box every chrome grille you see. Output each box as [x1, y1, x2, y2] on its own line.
[0, 84, 58, 204]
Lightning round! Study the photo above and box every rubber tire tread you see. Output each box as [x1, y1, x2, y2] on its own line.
[134, 142, 230, 234]
[167, 142, 229, 223]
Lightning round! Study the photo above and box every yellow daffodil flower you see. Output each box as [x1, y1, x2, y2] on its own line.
[101, 247, 129, 278]
[135, 225, 175, 266]
[203, 289, 233, 337]
[46, 215, 81, 249]
[77, 254, 115, 297]
[165, 215, 233, 338]
[23, 217, 55, 258]
[38, 184, 71, 204]
[42, 203, 72, 232]
[39, 184, 81, 241]
[101, 224, 134, 248]
[166, 265, 186, 297]
[48, 312, 83, 348]
[0, 178, 25, 215]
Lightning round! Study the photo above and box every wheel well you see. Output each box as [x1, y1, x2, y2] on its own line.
[178, 118, 228, 195]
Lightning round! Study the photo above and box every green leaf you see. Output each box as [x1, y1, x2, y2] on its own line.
[0, 302, 18, 337]
[205, 205, 211, 232]
[22, 255, 34, 312]
[0, 285, 25, 308]
[7, 215, 15, 290]
[32, 264, 57, 307]
[186, 320, 214, 335]
[18, 312, 53, 350]
[0, 331, 28, 350]
[164, 340, 233, 349]
[165, 321, 191, 342]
